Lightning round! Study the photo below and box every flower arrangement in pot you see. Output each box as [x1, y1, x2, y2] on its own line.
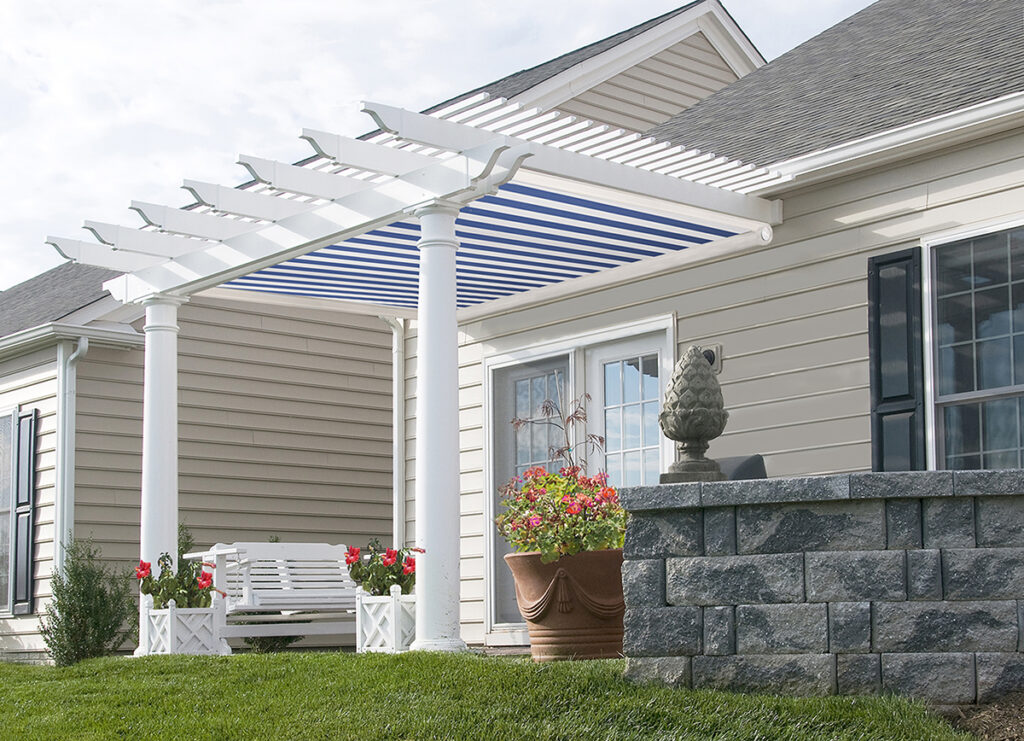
[495, 391, 626, 662]
[345, 539, 419, 596]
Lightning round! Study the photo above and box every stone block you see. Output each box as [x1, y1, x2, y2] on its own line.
[885, 499, 922, 549]
[620, 483, 701, 512]
[955, 470, 1024, 497]
[976, 653, 1024, 703]
[702, 606, 735, 656]
[976, 496, 1024, 547]
[881, 653, 976, 704]
[736, 604, 827, 654]
[872, 600, 1018, 652]
[942, 547, 1024, 600]
[703, 507, 736, 556]
[737, 500, 884, 554]
[836, 654, 881, 695]
[829, 602, 871, 653]
[623, 606, 701, 657]
[922, 497, 975, 548]
[621, 559, 665, 607]
[624, 511, 703, 559]
[804, 550, 905, 602]
[666, 553, 804, 606]
[692, 655, 835, 696]
[850, 471, 952, 499]
[623, 657, 692, 688]
[701, 475, 849, 507]
[906, 549, 942, 600]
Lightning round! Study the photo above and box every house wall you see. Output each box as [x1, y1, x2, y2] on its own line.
[0, 346, 58, 662]
[400, 125, 1024, 645]
[74, 295, 394, 567]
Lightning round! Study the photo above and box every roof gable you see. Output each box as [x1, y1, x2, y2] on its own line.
[647, 0, 1024, 168]
[0, 262, 119, 338]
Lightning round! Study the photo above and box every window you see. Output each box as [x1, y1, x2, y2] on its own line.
[933, 225, 1024, 469]
[0, 413, 11, 613]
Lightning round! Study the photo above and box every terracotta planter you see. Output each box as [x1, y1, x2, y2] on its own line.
[504, 548, 624, 662]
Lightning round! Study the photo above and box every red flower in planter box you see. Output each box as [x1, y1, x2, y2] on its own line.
[402, 557, 416, 575]
[345, 546, 361, 565]
[381, 548, 398, 567]
[346, 539, 419, 596]
[196, 571, 213, 590]
[135, 560, 151, 580]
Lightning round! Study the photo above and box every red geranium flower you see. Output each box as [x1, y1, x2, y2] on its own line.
[345, 545, 361, 565]
[382, 548, 398, 567]
[402, 556, 416, 575]
[135, 560, 151, 580]
[566, 502, 582, 515]
[196, 571, 213, 589]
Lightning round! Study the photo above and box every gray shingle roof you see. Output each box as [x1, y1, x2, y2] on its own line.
[424, 1, 709, 114]
[647, 0, 1024, 168]
[0, 262, 120, 338]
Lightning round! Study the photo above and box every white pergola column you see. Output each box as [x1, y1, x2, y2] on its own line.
[139, 295, 186, 571]
[410, 201, 467, 652]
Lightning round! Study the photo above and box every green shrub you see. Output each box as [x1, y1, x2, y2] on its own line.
[40, 539, 136, 667]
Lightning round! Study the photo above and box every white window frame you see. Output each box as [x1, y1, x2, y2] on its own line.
[481, 315, 675, 645]
[0, 404, 17, 618]
[921, 213, 1024, 470]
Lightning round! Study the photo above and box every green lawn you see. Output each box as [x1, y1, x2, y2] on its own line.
[0, 652, 969, 740]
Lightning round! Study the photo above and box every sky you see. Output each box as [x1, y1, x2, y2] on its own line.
[0, 0, 875, 290]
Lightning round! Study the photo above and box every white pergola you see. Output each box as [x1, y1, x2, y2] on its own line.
[48, 95, 782, 651]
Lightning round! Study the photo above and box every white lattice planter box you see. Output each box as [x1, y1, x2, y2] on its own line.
[135, 594, 231, 656]
[356, 585, 415, 653]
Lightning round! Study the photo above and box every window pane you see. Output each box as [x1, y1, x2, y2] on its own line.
[935, 244, 973, 296]
[1011, 228, 1024, 281]
[515, 379, 530, 419]
[972, 234, 1009, 288]
[643, 401, 659, 447]
[977, 338, 1011, 389]
[623, 451, 642, 487]
[948, 454, 981, 470]
[623, 404, 642, 449]
[944, 404, 980, 456]
[975, 286, 1010, 339]
[936, 294, 973, 345]
[623, 358, 641, 403]
[641, 354, 659, 401]
[938, 344, 975, 394]
[531, 425, 548, 462]
[515, 427, 530, 464]
[984, 451, 1019, 469]
[547, 372, 563, 414]
[982, 398, 1018, 452]
[604, 362, 621, 406]
[605, 408, 621, 452]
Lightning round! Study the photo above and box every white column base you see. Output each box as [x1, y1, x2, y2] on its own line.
[410, 637, 469, 653]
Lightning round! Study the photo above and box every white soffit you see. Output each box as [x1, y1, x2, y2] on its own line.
[47, 95, 781, 310]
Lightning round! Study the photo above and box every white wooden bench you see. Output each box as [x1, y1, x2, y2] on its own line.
[184, 542, 358, 646]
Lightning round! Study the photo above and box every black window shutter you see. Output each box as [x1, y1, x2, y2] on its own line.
[867, 248, 925, 471]
[11, 409, 37, 615]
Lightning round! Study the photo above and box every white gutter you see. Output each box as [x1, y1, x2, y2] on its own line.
[0, 322, 143, 363]
[381, 316, 407, 547]
[760, 90, 1024, 190]
[53, 337, 89, 571]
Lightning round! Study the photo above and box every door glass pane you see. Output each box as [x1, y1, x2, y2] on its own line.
[515, 379, 530, 418]
[606, 454, 622, 487]
[643, 401, 659, 447]
[623, 358, 641, 403]
[623, 451, 642, 487]
[605, 408, 621, 452]
[641, 355, 659, 401]
[531, 376, 547, 418]
[623, 404, 642, 449]
[643, 449, 659, 484]
[604, 362, 621, 406]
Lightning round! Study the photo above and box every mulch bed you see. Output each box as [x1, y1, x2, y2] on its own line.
[950, 693, 1024, 740]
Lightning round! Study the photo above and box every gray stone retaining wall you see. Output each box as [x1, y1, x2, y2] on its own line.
[620, 470, 1024, 703]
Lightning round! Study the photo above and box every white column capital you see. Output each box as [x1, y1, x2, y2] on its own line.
[410, 199, 461, 220]
[141, 293, 189, 308]
[142, 295, 187, 334]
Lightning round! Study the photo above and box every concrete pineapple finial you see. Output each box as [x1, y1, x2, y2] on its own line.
[658, 345, 728, 483]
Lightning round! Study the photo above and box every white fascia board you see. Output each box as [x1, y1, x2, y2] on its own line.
[507, 3, 708, 113]
[103, 140, 530, 303]
[0, 322, 143, 363]
[756, 91, 1024, 193]
[698, 1, 766, 77]
[364, 102, 780, 227]
[197, 286, 417, 320]
[456, 225, 773, 324]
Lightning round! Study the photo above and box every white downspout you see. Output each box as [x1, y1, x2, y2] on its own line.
[381, 316, 407, 547]
[54, 336, 89, 572]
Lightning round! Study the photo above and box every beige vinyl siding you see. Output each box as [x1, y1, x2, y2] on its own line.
[0, 347, 58, 661]
[74, 296, 394, 569]
[400, 126, 1024, 644]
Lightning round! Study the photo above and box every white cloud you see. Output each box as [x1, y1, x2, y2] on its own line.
[0, 0, 872, 290]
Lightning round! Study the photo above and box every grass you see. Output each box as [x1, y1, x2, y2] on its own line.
[0, 652, 970, 740]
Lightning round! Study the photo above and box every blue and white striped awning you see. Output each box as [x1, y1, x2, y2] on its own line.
[222, 181, 739, 309]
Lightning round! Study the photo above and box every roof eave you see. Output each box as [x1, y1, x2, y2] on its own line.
[0, 322, 144, 363]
